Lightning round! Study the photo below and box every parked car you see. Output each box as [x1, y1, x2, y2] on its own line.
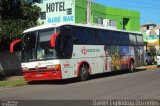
[156, 50, 160, 67]
[144, 52, 155, 65]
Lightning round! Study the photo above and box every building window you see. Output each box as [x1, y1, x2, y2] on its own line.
[96, 17, 103, 25]
[149, 26, 154, 30]
[103, 19, 117, 28]
[123, 18, 130, 30]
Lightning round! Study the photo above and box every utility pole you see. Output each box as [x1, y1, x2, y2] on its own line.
[87, 0, 91, 24]
[159, 29, 160, 50]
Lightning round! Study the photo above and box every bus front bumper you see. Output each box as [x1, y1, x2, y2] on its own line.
[23, 70, 62, 81]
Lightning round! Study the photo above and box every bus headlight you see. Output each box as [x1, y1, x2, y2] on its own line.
[22, 67, 28, 71]
[47, 65, 54, 69]
[47, 64, 61, 71]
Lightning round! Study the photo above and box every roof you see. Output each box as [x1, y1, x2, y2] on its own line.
[23, 23, 142, 34]
[154, 25, 160, 30]
[141, 23, 157, 27]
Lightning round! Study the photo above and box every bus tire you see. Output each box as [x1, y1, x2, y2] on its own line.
[0, 65, 5, 78]
[79, 64, 89, 81]
[129, 60, 135, 73]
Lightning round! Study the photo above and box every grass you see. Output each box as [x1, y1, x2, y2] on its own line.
[0, 78, 27, 88]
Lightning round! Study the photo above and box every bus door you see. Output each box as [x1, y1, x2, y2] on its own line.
[135, 46, 144, 66]
[57, 26, 74, 78]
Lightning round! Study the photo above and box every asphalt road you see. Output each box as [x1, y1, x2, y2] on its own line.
[0, 68, 160, 100]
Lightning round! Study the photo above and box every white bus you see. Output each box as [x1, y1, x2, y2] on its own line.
[10, 23, 144, 81]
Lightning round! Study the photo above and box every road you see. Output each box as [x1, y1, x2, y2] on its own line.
[0, 68, 160, 100]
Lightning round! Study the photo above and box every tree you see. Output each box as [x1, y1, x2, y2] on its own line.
[149, 46, 156, 56]
[0, 0, 40, 35]
[0, 0, 41, 50]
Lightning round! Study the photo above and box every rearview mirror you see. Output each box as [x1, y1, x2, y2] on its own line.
[50, 32, 60, 48]
[10, 39, 22, 53]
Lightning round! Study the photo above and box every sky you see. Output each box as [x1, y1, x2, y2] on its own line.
[93, 0, 160, 25]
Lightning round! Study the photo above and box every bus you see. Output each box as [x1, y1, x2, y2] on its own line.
[10, 23, 144, 81]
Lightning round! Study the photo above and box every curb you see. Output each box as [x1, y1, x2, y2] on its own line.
[136, 65, 157, 70]
[144, 65, 157, 69]
[0, 86, 12, 89]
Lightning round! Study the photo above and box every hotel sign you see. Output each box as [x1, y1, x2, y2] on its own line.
[37, 0, 75, 24]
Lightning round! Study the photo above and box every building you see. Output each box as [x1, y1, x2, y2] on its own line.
[36, 0, 140, 31]
[141, 23, 160, 51]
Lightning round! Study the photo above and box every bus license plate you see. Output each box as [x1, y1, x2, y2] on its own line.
[36, 74, 42, 77]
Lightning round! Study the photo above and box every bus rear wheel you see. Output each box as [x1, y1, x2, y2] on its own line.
[129, 60, 135, 73]
[79, 64, 89, 81]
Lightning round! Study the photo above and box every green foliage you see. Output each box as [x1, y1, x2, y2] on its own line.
[0, 0, 41, 50]
[0, 78, 26, 88]
[0, 0, 41, 35]
[149, 46, 156, 56]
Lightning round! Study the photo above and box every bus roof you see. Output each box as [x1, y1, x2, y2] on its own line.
[23, 23, 142, 34]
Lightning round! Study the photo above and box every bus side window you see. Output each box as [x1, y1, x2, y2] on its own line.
[136, 34, 143, 45]
[58, 26, 73, 58]
[129, 34, 137, 45]
[86, 28, 94, 44]
[72, 26, 86, 44]
[119, 32, 129, 45]
[94, 29, 100, 44]
[110, 31, 120, 44]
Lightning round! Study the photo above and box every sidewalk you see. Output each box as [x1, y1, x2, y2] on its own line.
[4, 76, 24, 80]
[144, 65, 157, 69]
[136, 65, 157, 70]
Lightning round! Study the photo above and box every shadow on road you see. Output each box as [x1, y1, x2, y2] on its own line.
[28, 69, 146, 85]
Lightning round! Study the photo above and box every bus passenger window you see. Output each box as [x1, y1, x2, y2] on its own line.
[57, 35, 72, 58]
[58, 26, 73, 58]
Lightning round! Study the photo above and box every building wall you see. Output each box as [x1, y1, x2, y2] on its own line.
[37, 0, 140, 31]
[75, 0, 140, 31]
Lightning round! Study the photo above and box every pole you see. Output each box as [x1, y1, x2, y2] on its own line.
[159, 29, 160, 50]
[87, 0, 91, 24]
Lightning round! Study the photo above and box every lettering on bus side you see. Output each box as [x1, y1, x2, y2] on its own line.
[81, 47, 100, 55]
[63, 63, 70, 67]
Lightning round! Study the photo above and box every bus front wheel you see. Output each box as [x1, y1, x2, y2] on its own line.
[79, 64, 89, 81]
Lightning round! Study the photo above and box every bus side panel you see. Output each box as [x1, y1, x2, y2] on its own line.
[60, 59, 77, 79]
[60, 58, 103, 79]
[71, 45, 105, 76]
[60, 45, 144, 79]
[118, 46, 131, 70]
[104, 45, 130, 71]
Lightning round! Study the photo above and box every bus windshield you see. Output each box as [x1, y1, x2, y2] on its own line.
[22, 28, 57, 62]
